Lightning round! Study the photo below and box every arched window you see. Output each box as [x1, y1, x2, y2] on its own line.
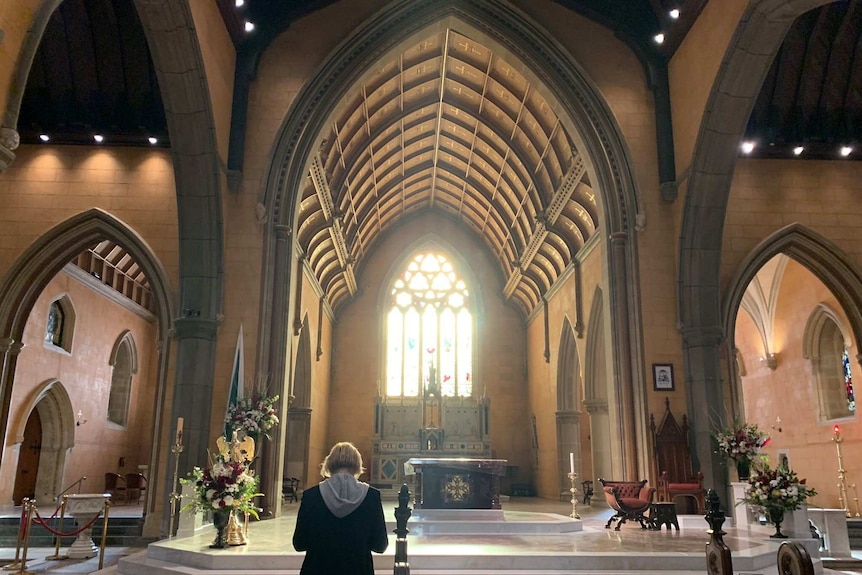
[386, 252, 472, 398]
[108, 332, 138, 426]
[45, 295, 75, 353]
[803, 303, 856, 422]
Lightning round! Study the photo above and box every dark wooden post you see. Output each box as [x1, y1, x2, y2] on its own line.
[394, 484, 412, 575]
[704, 488, 733, 575]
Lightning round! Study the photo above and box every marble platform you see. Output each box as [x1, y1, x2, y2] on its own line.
[113, 499, 828, 575]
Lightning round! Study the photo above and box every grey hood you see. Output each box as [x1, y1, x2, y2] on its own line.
[319, 473, 370, 518]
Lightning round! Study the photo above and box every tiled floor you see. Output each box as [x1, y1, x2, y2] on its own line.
[0, 498, 859, 574]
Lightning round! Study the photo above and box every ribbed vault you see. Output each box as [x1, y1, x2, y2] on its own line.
[296, 28, 600, 316]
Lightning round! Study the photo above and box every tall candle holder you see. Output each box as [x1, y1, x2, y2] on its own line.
[168, 439, 184, 537]
[832, 425, 850, 518]
[567, 472, 580, 519]
[852, 484, 861, 518]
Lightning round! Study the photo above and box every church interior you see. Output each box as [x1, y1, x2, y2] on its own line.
[0, 0, 861, 572]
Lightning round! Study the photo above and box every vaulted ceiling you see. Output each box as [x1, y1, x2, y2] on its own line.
[296, 29, 598, 315]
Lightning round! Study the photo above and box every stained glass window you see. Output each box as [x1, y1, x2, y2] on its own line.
[843, 348, 856, 412]
[386, 252, 472, 397]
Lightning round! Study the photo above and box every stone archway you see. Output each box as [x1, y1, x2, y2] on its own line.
[721, 224, 862, 420]
[584, 286, 612, 487]
[285, 314, 312, 486]
[10, 379, 75, 506]
[677, 0, 836, 496]
[260, 0, 648, 500]
[0, 209, 173, 521]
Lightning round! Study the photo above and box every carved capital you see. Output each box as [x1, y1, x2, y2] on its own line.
[659, 180, 678, 202]
[172, 316, 219, 341]
[0, 337, 24, 355]
[0, 126, 19, 172]
[583, 399, 608, 415]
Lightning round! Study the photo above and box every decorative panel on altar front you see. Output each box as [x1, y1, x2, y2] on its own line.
[371, 396, 491, 489]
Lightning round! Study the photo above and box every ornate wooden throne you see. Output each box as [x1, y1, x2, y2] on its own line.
[650, 398, 705, 513]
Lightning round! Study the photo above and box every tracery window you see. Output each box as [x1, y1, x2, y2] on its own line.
[842, 348, 856, 413]
[45, 295, 75, 353]
[386, 252, 472, 398]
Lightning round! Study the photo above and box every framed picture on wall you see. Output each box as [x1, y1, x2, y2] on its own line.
[652, 363, 674, 391]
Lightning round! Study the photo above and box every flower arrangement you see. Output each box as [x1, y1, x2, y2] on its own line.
[714, 421, 770, 461]
[225, 392, 280, 440]
[182, 436, 262, 517]
[742, 464, 816, 514]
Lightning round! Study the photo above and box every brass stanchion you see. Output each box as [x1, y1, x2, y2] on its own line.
[168, 430, 184, 538]
[832, 425, 850, 517]
[17, 499, 35, 575]
[98, 499, 111, 571]
[3, 499, 28, 571]
[852, 484, 861, 518]
[45, 495, 69, 561]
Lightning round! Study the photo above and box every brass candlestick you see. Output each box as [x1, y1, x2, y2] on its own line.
[168, 441, 184, 537]
[568, 472, 580, 519]
[852, 484, 861, 518]
[832, 426, 850, 517]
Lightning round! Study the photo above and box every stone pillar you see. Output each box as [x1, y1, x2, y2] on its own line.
[259, 225, 294, 518]
[609, 233, 638, 479]
[0, 338, 25, 468]
[584, 399, 611, 495]
[286, 407, 312, 484]
[682, 325, 727, 506]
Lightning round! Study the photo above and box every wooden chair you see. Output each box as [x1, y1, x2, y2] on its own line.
[650, 398, 706, 513]
[104, 473, 126, 504]
[124, 472, 146, 505]
[282, 477, 300, 503]
[599, 478, 655, 530]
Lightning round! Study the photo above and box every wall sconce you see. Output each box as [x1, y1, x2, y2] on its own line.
[76, 409, 88, 427]
[772, 417, 782, 433]
[760, 353, 778, 370]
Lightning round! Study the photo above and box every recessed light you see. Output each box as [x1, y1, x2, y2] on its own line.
[235, 0, 244, 6]
[840, 146, 853, 157]
[39, 134, 50, 142]
[741, 141, 756, 154]
[669, 9, 680, 19]
[93, 134, 104, 143]
[148, 136, 158, 145]
[793, 146, 804, 156]
[244, 21, 255, 32]
[653, 33, 665, 44]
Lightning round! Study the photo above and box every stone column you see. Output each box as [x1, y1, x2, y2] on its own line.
[556, 410, 581, 489]
[286, 407, 312, 484]
[682, 325, 727, 506]
[0, 338, 25, 469]
[259, 225, 294, 518]
[584, 399, 611, 494]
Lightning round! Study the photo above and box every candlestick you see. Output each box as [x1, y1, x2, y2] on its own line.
[567, 472, 580, 519]
[569, 452, 575, 475]
[175, 417, 184, 446]
[168, 429, 185, 537]
[832, 426, 850, 517]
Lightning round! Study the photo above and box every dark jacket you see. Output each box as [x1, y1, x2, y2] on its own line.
[292, 480, 388, 575]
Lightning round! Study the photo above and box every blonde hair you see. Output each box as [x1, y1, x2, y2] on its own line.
[320, 441, 365, 478]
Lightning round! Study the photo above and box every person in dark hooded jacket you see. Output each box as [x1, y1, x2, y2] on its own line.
[292, 441, 389, 575]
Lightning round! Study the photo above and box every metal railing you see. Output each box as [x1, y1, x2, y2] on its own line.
[56, 475, 86, 499]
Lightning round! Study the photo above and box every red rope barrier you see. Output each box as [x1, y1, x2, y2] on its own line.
[31, 507, 102, 537]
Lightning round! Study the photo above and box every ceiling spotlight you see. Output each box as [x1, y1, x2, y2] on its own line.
[653, 33, 665, 44]
[793, 146, 804, 156]
[148, 136, 158, 145]
[741, 141, 756, 154]
[39, 134, 50, 142]
[235, 0, 244, 6]
[669, 9, 680, 19]
[840, 146, 853, 157]
[93, 134, 104, 143]
[244, 20, 255, 32]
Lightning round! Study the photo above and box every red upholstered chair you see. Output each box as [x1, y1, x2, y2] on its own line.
[651, 398, 706, 513]
[599, 478, 655, 530]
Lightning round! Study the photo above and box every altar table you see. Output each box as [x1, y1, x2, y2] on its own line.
[405, 457, 507, 509]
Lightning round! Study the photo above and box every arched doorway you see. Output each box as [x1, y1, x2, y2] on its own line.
[556, 318, 583, 491]
[286, 313, 312, 487]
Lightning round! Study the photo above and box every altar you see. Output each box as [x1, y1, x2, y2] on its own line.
[405, 457, 507, 509]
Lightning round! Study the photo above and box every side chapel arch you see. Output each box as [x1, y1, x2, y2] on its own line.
[260, 0, 648, 485]
[722, 224, 862, 423]
[556, 317, 582, 489]
[0, 209, 174, 516]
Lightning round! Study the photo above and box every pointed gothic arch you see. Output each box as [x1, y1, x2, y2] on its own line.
[10, 379, 75, 505]
[723, 224, 862, 420]
[556, 317, 582, 489]
[286, 314, 312, 487]
[584, 286, 612, 484]
[108, 331, 139, 427]
[0, 208, 173, 499]
[260, 0, 648, 483]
